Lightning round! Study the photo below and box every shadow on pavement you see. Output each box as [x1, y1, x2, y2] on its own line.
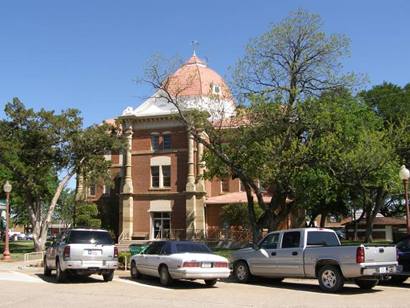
[118, 275, 217, 290]
[35, 273, 106, 284]
[222, 277, 383, 295]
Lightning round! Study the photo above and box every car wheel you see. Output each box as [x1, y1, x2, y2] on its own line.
[233, 261, 251, 283]
[355, 279, 378, 290]
[55, 260, 66, 283]
[159, 265, 173, 286]
[389, 276, 408, 284]
[130, 261, 140, 280]
[204, 279, 217, 287]
[318, 265, 344, 293]
[103, 270, 114, 282]
[43, 257, 52, 277]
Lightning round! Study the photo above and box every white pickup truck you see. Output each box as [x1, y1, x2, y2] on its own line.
[231, 228, 398, 292]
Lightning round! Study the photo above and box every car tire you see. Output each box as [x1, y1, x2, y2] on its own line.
[159, 265, 173, 286]
[204, 279, 217, 287]
[43, 257, 52, 277]
[103, 270, 114, 282]
[130, 261, 140, 280]
[355, 279, 378, 290]
[233, 261, 251, 283]
[55, 260, 66, 283]
[389, 276, 408, 284]
[318, 265, 344, 293]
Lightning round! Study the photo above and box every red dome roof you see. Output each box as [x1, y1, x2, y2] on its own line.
[163, 54, 232, 99]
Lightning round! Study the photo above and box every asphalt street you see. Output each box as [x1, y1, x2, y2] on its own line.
[0, 268, 408, 308]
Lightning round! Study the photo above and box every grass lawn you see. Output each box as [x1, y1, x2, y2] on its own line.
[0, 240, 35, 261]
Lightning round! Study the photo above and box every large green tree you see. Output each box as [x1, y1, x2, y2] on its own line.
[0, 98, 123, 251]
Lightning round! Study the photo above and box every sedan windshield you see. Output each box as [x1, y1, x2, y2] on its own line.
[175, 243, 212, 254]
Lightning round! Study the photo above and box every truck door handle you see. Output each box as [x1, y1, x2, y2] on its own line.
[292, 251, 298, 256]
[271, 252, 276, 256]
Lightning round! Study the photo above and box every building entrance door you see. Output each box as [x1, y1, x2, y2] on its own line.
[152, 212, 171, 239]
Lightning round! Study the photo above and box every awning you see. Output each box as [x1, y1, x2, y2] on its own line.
[148, 200, 172, 212]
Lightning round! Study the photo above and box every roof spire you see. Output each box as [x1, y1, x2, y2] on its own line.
[191, 40, 199, 56]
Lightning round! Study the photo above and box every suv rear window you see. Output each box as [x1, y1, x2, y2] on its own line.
[307, 231, 340, 246]
[174, 243, 211, 254]
[68, 230, 113, 245]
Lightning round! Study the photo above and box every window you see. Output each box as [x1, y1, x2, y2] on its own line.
[174, 243, 212, 254]
[282, 231, 301, 248]
[162, 165, 171, 187]
[163, 134, 172, 150]
[307, 231, 340, 246]
[221, 178, 229, 192]
[152, 213, 171, 239]
[151, 166, 160, 188]
[89, 184, 97, 197]
[144, 241, 166, 255]
[212, 83, 221, 95]
[151, 134, 160, 151]
[260, 233, 280, 250]
[68, 230, 113, 245]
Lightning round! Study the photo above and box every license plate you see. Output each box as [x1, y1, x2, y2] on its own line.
[378, 267, 387, 274]
[86, 250, 101, 256]
[202, 262, 212, 268]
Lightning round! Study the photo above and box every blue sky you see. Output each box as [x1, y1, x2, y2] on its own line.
[1, 0, 409, 126]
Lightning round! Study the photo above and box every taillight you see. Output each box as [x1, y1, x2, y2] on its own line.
[214, 262, 228, 268]
[63, 246, 70, 259]
[182, 261, 200, 267]
[114, 247, 118, 258]
[356, 246, 365, 264]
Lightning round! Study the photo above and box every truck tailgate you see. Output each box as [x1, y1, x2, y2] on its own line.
[363, 246, 396, 264]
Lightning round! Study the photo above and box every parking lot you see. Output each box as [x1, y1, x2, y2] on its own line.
[0, 268, 408, 308]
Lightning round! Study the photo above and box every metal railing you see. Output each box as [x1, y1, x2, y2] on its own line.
[23, 251, 44, 264]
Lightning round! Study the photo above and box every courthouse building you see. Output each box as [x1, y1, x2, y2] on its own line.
[86, 53, 264, 241]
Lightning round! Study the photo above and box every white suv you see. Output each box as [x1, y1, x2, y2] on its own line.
[44, 228, 118, 282]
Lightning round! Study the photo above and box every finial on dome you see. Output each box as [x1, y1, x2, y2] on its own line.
[191, 40, 199, 56]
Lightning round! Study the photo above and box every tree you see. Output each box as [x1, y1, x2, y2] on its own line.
[75, 202, 101, 229]
[140, 11, 360, 243]
[232, 9, 356, 106]
[0, 98, 123, 251]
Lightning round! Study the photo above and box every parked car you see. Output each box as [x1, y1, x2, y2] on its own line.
[43, 228, 118, 282]
[130, 240, 231, 286]
[388, 235, 410, 284]
[231, 228, 398, 292]
[129, 243, 149, 256]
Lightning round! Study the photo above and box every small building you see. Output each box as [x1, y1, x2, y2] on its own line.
[343, 217, 407, 242]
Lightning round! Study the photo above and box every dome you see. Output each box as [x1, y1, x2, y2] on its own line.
[164, 54, 232, 99]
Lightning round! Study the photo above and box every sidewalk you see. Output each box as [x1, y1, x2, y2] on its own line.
[0, 260, 40, 272]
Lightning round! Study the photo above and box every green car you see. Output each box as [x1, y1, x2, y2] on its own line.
[129, 243, 149, 255]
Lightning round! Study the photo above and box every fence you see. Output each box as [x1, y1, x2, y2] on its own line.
[23, 251, 44, 264]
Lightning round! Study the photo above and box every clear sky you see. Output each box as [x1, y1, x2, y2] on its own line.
[1, 0, 409, 126]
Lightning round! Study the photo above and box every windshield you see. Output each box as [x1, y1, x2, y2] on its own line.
[175, 243, 212, 254]
[68, 230, 114, 245]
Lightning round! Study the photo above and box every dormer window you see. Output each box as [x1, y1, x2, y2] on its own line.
[212, 83, 221, 95]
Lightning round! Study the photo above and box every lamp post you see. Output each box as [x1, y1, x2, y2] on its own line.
[399, 165, 410, 234]
[2, 181, 12, 261]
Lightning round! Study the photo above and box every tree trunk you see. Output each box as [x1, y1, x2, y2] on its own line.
[320, 212, 328, 228]
[29, 172, 75, 252]
[244, 183, 260, 244]
[364, 187, 386, 243]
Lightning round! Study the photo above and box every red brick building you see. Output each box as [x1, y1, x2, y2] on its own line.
[83, 54, 262, 241]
